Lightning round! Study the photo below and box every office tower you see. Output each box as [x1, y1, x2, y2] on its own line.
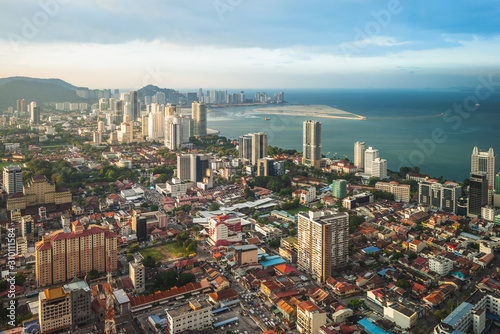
[251, 132, 268, 165]
[471, 146, 497, 188]
[35, 222, 117, 287]
[372, 158, 387, 179]
[16, 99, 27, 112]
[129, 90, 140, 121]
[177, 154, 212, 187]
[108, 98, 116, 112]
[191, 102, 207, 136]
[118, 121, 133, 144]
[31, 104, 40, 124]
[254, 92, 260, 102]
[354, 141, 365, 171]
[496, 173, 500, 194]
[132, 215, 147, 242]
[238, 134, 252, 163]
[257, 157, 276, 176]
[187, 92, 198, 105]
[469, 172, 488, 216]
[93, 131, 102, 146]
[21, 215, 34, 241]
[108, 131, 118, 145]
[141, 114, 149, 137]
[99, 98, 108, 111]
[129, 256, 145, 293]
[418, 180, 462, 212]
[3, 165, 23, 194]
[123, 102, 133, 122]
[364, 147, 379, 175]
[302, 120, 322, 164]
[113, 100, 123, 116]
[198, 88, 203, 100]
[331, 179, 347, 199]
[297, 210, 349, 283]
[65, 281, 92, 328]
[39, 286, 72, 333]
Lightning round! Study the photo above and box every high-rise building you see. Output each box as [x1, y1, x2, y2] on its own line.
[97, 120, 105, 133]
[156, 91, 166, 105]
[3, 165, 23, 194]
[376, 181, 411, 203]
[238, 134, 252, 163]
[331, 179, 347, 199]
[129, 90, 140, 121]
[496, 172, 500, 194]
[141, 114, 149, 137]
[296, 300, 327, 334]
[297, 210, 349, 283]
[21, 215, 34, 241]
[257, 157, 275, 176]
[39, 286, 72, 333]
[208, 213, 243, 246]
[418, 180, 462, 212]
[251, 132, 268, 165]
[132, 215, 147, 242]
[177, 154, 212, 187]
[93, 131, 102, 146]
[469, 172, 488, 216]
[354, 141, 365, 171]
[148, 111, 164, 140]
[165, 116, 190, 150]
[35, 222, 117, 287]
[190, 102, 207, 137]
[303, 121, 322, 164]
[364, 147, 379, 175]
[372, 157, 387, 179]
[16, 99, 27, 112]
[31, 105, 40, 124]
[64, 281, 92, 328]
[471, 146, 497, 188]
[129, 256, 145, 293]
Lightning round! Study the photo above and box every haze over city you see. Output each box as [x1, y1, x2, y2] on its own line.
[1, 0, 499, 89]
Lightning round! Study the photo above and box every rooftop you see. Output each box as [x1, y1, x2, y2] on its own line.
[167, 299, 211, 318]
[443, 302, 474, 327]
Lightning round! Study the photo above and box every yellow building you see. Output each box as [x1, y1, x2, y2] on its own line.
[39, 286, 72, 334]
[6, 175, 72, 213]
[35, 222, 117, 287]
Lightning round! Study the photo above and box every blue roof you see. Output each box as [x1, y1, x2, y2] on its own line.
[220, 298, 240, 307]
[212, 307, 229, 314]
[378, 268, 396, 276]
[358, 318, 393, 334]
[213, 317, 239, 328]
[260, 255, 286, 268]
[460, 232, 480, 240]
[363, 247, 381, 254]
[443, 302, 474, 327]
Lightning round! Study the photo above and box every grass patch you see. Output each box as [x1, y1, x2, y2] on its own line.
[40, 144, 64, 149]
[0, 161, 21, 169]
[163, 242, 195, 258]
[139, 248, 166, 262]
[286, 206, 310, 215]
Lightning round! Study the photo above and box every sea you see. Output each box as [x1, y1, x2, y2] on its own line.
[205, 88, 500, 182]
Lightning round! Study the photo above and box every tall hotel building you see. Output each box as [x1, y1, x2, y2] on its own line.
[297, 210, 349, 283]
[471, 146, 497, 188]
[238, 132, 268, 164]
[191, 102, 207, 137]
[303, 120, 322, 165]
[354, 141, 365, 171]
[364, 147, 379, 175]
[35, 221, 117, 287]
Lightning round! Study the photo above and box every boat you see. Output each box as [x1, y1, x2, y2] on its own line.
[262, 117, 271, 120]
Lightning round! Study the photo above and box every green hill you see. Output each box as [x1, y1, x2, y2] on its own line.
[0, 76, 77, 90]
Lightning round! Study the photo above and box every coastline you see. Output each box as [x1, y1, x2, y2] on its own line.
[252, 104, 366, 120]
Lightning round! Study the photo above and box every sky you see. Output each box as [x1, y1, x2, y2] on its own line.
[0, 0, 499, 89]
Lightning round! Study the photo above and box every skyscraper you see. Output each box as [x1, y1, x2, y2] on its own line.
[129, 90, 140, 121]
[251, 132, 268, 165]
[156, 91, 166, 105]
[238, 134, 252, 163]
[372, 158, 387, 179]
[166, 116, 191, 150]
[177, 154, 212, 187]
[148, 111, 165, 140]
[16, 99, 27, 112]
[30, 103, 40, 124]
[469, 171, 488, 216]
[3, 165, 23, 194]
[297, 210, 348, 283]
[354, 141, 365, 171]
[191, 102, 207, 137]
[496, 172, 500, 194]
[364, 147, 379, 175]
[303, 120, 322, 164]
[471, 146, 497, 188]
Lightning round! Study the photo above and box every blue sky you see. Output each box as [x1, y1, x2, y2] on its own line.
[1, 0, 499, 89]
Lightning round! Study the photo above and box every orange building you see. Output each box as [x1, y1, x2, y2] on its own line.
[35, 221, 117, 287]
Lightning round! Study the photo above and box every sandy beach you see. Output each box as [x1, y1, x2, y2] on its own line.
[252, 104, 366, 120]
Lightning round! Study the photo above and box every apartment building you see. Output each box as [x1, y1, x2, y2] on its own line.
[375, 181, 411, 203]
[35, 221, 117, 287]
[129, 255, 145, 293]
[297, 211, 349, 283]
[297, 300, 327, 334]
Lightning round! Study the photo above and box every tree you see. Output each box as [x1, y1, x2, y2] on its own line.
[14, 273, 26, 286]
[395, 279, 411, 289]
[126, 254, 134, 262]
[269, 239, 280, 248]
[288, 229, 297, 236]
[348, 299, 364, 310]
[209, 202, 220, 211]
[88, 269, 100, 280]
[25, 264, 32, 270]
[151, 204, 158, 211]
[0, 280, 7, 291]
[129, 244, 140, 253]
[142, 255, 157, 268]
[244, 187, 255, 200]
[179, 273, 196, 286]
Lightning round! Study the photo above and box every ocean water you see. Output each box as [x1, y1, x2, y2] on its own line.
[207, 89, 500, 182]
